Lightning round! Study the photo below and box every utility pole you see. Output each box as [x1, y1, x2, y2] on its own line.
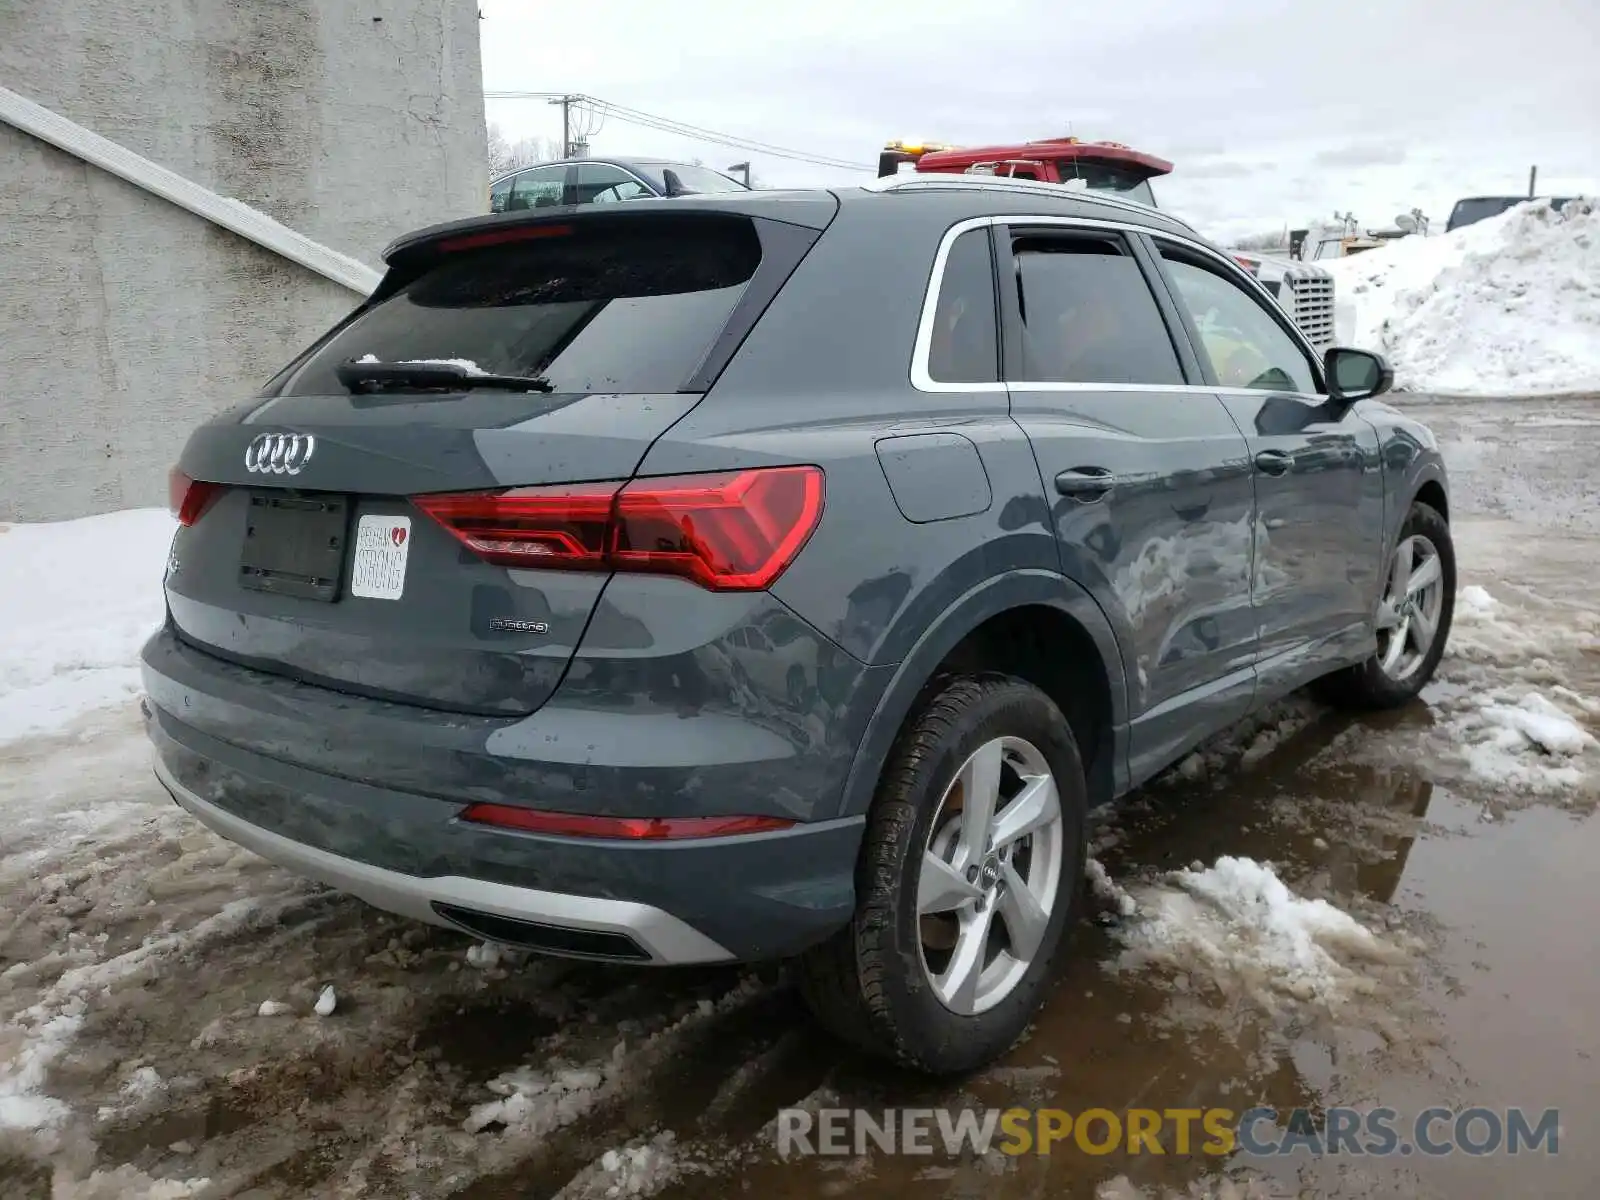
[548, 94, 580, 158]
[1528, 164, 1538, 199]
[727, 161, 751, 187]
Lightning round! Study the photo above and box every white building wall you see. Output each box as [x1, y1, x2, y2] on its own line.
[0, 0, 487, 521]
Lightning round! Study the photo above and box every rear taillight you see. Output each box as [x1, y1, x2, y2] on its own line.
[413, 466, 824, 591]
[168, 468, 224, 527]
[412, 484, 617, 569]
[458, 803, 795, 840]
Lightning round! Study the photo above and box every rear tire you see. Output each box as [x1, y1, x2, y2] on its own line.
[797, 674, 1087, 1075]
[1315, 500, 1455, 710]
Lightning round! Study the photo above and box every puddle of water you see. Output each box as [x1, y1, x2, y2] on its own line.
[642, 711, 1600, 1199]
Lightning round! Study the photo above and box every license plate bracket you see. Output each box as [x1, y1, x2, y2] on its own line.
[238, 492, 350, 602]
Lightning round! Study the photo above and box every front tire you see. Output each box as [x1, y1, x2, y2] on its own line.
[1315, 500, 1455, 710]
[798, 674, 1087, 1075]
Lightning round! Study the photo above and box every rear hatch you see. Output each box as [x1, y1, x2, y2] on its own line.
[165, 203, 831, 716]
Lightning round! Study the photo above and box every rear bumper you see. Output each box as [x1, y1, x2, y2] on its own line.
[152, 752, 732, 964]
[141, 628, 867, 963]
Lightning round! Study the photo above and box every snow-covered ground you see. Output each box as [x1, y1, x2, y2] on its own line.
[0, 510, 174, 748]
[2, 397, 1598, 1198]
[1323, 198, 1600, 396]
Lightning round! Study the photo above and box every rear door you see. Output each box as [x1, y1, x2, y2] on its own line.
[167, 208, 828, 716]
[997, 221, 1259, 784]
[1147, 236, 1384, 695]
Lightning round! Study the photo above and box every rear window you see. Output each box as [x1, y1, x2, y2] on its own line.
[1446, 197, 1521, 231]
[279, 217, 762, 396]
[1010, 232, 1183, 386]
[1055, 160, 1157, 207]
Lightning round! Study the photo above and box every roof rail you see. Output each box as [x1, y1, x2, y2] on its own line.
[862, 172, 1199, 236]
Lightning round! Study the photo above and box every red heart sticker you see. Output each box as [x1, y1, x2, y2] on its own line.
[391, 527, 407, 546]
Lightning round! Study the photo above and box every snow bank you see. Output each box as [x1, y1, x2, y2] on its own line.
[1324, 198, 1600, 395]
[1109, 856, 1410, 1012]
[0, 509, 172, 746]
[1435, 585, 1600, 797]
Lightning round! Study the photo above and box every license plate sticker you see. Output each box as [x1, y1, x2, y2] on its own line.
[350, 515, 411, 600]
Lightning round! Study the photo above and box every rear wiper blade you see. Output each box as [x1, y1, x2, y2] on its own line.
[335, 360, 554, 393]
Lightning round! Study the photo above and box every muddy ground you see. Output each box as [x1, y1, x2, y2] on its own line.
[2, 394, 1597, 1199]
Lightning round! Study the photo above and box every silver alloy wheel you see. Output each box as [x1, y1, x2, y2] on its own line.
[1375, 533, 1445, 682]
[915, 736, 1064, 1016]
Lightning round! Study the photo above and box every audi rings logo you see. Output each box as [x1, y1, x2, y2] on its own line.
[244, 432, 316, 475]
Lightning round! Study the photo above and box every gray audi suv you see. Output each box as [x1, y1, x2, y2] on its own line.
[143, 174, 1455, 1074]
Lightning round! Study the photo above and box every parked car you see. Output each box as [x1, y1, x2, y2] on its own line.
[1445, 194, 1578, 232]
[147, 174, 1455, 1075]
[488, 156, 749, 213]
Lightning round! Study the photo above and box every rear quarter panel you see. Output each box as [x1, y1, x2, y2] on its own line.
[633, 196, 1127, 817]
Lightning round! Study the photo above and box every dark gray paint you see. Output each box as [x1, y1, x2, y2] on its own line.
[143, 185, 1449, 962]
[875, 433, 993, 523]
[1008, 386, 1262, 785]
[1214, 390, 1387, 698]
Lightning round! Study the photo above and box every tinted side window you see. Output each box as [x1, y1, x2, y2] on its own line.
[509, 165, 566, 211]
[1009, 233, 1183, 385]
[1158, 249, 1318, 393]
[591, 180, 651, 204]
[926, 228, 999, 384]
[489, 175, 514, 214]
[574, 162, 647, 205]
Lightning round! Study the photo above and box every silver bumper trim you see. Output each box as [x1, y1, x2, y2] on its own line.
[152, 755, 734, 966]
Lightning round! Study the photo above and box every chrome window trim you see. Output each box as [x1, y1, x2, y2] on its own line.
[489, 160, 662, 203]
[911, 213, 1327, 399]
[910, 216, 1008, 393]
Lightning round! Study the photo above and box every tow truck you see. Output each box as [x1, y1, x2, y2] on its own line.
[879, 138, 1339, 353]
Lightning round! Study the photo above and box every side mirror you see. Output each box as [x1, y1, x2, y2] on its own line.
[1324, 347, 1394, 405]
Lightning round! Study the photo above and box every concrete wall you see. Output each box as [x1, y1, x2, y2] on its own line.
[0, 0, 487, 522]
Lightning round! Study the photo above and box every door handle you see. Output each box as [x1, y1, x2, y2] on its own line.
[1253, 449, 1294, 476]
[1055, 466, 1118, 501]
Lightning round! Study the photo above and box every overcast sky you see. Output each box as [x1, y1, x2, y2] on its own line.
[480, 0, 1600, 241]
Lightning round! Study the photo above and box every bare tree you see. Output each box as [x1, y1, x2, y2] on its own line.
[487, 122, 514, 179]
[1232, 228, 1290, 251]
[487, 123, 562, 179]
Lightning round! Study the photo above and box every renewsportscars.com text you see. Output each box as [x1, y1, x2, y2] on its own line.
[776, 1106, 1561, 1159]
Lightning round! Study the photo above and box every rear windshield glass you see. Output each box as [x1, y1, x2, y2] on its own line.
[1056, 160, 1157, 207]
[279, 216, 762, 396]
[1446, 197, 1522, 230]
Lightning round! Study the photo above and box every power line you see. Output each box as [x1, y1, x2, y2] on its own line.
[588, 99, 873, 171]
[483, 91, 875, 172]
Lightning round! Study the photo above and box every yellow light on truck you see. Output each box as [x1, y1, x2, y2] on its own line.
[884, 140, 954, 155]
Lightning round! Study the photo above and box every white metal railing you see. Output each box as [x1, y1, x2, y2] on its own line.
[0, 84, 381, 295]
